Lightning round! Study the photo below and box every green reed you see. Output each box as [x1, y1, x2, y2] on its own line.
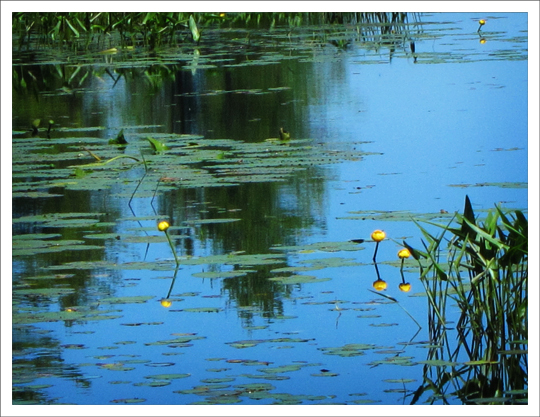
[12, 12, 420, 51]
[405, 196, 527, 404]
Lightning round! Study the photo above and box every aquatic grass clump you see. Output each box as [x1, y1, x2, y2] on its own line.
[404, 196, 527, 404]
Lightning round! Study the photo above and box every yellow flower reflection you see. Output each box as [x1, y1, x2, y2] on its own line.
[373, 279, 388, 291]
[160, 299, 172, 308]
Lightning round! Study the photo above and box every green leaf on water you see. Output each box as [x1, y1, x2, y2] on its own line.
[146, 136, 170, 152]
[368, 356, 416, 367]
[189, 15, 200, 42]
[270, 265, 324, 273]
[271, 241, 365, 253]
[177, 307, 222, 313]
[133, 380, 170, 387]
[110, 398, 146, 403]
[144, 373, 190, 380]
[240, 374, 290, 381]
[258, 364, 303, 374]
[201, 377, 236, 384]
[144, 335, 205, 346]
[268, 275, 331, 285]
[384, 378, 417, 383]
[319, 343, 379, 357]
[463, 360, 499, 365]
[184, 218, 241, 225]
[416, 359, 458, 366]
[109, 129, 128, 145]
[100, 296, 155, 304]
[192, 270, 253, 279]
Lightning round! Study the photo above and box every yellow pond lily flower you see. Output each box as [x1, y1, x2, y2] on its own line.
[399, 283, 412, 292]
[158, 220, 170, 232]
[398, 248, 411, 259]
[371, 230, 386, 242]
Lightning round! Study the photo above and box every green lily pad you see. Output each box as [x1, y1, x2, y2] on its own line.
[144, 373, 190, 380]
[416, 359, 459, 366]
[271, 240, 365, 253]
[184, 218, 241, 225]
[177, 307, 222, 313]
[192, 270, 253, 279]
[14, 287, 76, 297]
[100, 295, 155, 304]
[133, 380, 171, 387]
[368, 356, 416, 367]
[240, 374, 290, 381]
[110, 398, 146, 403]
[270, 265, 324, 273]
[384, 378, 417, 383]
[299, 257, 363, 268]
[100, 364, 135, 371]
[144, 335, 205, 346]
[259, 364, 303, 374]
[268, 275, 331, 284]
[319, 343, 381, 357]
[201, 377, 236, 384]
[235, 382, 275, 392]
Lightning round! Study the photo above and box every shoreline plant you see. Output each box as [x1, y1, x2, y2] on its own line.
[404, 196, 527, 404]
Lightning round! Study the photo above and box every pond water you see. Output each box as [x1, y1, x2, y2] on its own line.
[10, 12, 529, 409]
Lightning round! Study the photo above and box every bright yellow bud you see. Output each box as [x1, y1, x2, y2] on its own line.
[399, 283, 412, 292]
[158, 221, 170, 231]
[479, 38, 487, 44]
[371, 230, 386, 242]
[479, 19, 486, 25]
[373, 279, 387, 291]
[160, 299, 172, 308]
[398, 248, 411, 259]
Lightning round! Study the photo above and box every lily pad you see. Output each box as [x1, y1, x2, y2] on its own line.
[133, 380, 171, 387]
[268, 275, 331, 285]
[319, 343, 381, 357]
[271, 240, 365, 253]
[177, 307, 222, 313]
[144, 373, 190, 380]
[100, 295, 155, 304]
[416, 359, 459, 366]
[192, 270, 253, 279]
[110, 398, 146, 403]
